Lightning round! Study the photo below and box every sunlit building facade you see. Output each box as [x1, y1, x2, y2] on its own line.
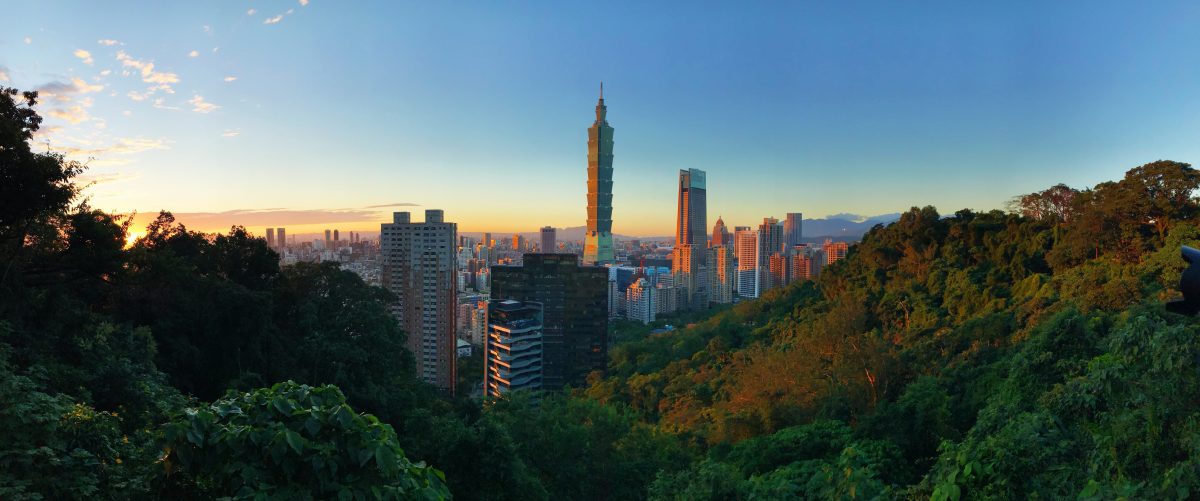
[583, 85, 616, 265]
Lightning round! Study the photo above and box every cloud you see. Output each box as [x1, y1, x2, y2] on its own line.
[132, 208, 390, 232]
[78, 172, 136, 185]
[35, 77, 104, 102]
[222, 129, 240, 137]
[247, 8, 256, 15]
[127, 90, 148, 101]
[0, 66, 9, 82]
[363, 202, 420, 209]
[188, 50, 199, 58]
[122, 110, 132, 117]
[74, 49, 94, 65]
[97, 39, 121, 46]
[203, 25, 211, 33]
[263, 14, 284, 24]
[299, 0, 309, 5]
[152, 98, 180, 111]
[24, 37, 31, 44]
[46, 106, 90, 124]
[58, 137, 170, 158]
[223, 76, 237, 82]
[99, 69, 112, 76]
[188, 95, 219, 113]
[117, 51, 180, 89]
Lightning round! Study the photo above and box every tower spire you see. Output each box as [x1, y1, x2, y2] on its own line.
[600, 81, 604, 100]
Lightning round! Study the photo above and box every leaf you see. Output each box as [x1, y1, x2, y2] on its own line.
[284, 429, 304, 455]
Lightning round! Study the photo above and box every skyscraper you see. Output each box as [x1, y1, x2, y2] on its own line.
[784, 212, 803, 249]
[266, 228, 276, 248]
[711, 216, 729, 247]
[277, 228, 286, 248]
[490, 254, 608, 390]
[324, 229, 332, 247]
[734, 226, 757, 298]
[540, 226, 556, 253]
[707, 244, 735, 304]
[483, 299, 543, 398]
[483, 232, 492, 248]
[583, 84, 615, 265]
[757, 217, 784, 295]
[333, 229, 340, 244]
[380, 210, 457, 395]
[672, 168, 708, 309]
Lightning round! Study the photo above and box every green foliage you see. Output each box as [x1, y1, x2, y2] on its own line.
[160, 381, 449, 500]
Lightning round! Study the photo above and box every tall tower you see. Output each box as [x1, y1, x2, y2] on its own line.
[672, 168, 708, 309]
[583, 83, 615, 265]
[711, 216, 729, 247]
[380, 210, 458, 395]
[783, 212, 803, 250]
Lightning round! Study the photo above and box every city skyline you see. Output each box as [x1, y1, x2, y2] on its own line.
[6, 2, 1200, 237]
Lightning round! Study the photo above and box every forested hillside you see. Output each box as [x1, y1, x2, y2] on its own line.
[4, 84, 1200, 500]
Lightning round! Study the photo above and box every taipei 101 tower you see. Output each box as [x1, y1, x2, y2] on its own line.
[583, 83, 615, 265]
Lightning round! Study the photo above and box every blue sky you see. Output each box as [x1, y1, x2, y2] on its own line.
[4, 1, 1200, 236]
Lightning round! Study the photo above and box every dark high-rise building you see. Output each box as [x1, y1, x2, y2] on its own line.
[784, 212, 803, 249]
[757, 217, 784, 294]
[277, 228, 286, 248]
[266, 228, 276, 248]
[333, 229, 340, 244]
[540, 226, 556, 252]
[483, 299, 544, 398]
[673, 168, 708, 309]
[583, 84, 615, 265]
[324, 229, 332, 246]
[490, 254, 608, 390]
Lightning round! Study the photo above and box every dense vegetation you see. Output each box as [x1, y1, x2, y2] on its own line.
[4, 84, 1200, 499]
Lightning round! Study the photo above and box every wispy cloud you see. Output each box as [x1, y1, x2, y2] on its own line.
[223, 76, 237, 82]
[188, 95, 219, 113]
[56, 137, 170, 158]
[153, 98, 180, 111]
[299, 0, 309, 5]
[263, 14, 284, 24]
[23, 37, 31, 44]
[203, 25, 212, 33]
[188, 50, 199, 58]
[222, 129, 240, 137]
[74, 49, 94, 65]
[247, 8, 257, 15]
[116, 50, 180, 90]
[46, 106, 90, 124]
[363, 202, 420, 209]
[36, 77, 104, 102]
[132, 208, 390, 232]
[0, 66, 9, 82]
[97, 39, 121, 46]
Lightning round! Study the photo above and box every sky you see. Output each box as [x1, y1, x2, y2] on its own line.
[4, 1, 1200, 238]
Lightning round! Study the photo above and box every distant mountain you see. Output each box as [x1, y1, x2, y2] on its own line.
[802, 213, 901, 241]
[462, 227, 670, 243]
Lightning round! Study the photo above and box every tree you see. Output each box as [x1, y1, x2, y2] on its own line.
[159, 381, 450, 500]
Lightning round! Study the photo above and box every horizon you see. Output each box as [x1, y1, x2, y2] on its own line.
[5, 1, 1200, 237]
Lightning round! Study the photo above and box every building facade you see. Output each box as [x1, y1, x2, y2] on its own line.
[711, 216, 730, 247]
[734, 226, 758, 298]
[756, 217, 784, 296]
[583, 85, 616, 265]
[672, 168, 708, 310]
[784, 212, 803, 248]
[483, 300, 543, 398]
[626, 277, 656, 324]
[380, 210, 457, 395]
[707, 244, 735, 304]
[824, 239, 849, 265]
[490, 254, 608, 390]
[540, 226, 557, 253]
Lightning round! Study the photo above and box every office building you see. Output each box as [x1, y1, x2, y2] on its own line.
[757, 217, 783, 295]
[266, 228, 275, 248]
[380, 210, 457, 395]
[672, 168, 708, 309]
[784, 212, 803, 249]
[484, 300, 543, 398]
[324, 229, 332, 246]
[490, 254, 608, 390]
[583, 84, 615, 265]
[333, 229, 340, 244]
[277, 228, 286, 248]
[540, 226, 557, 253]
[711, 216, 729, 247]
[734, 226, 758, 298]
